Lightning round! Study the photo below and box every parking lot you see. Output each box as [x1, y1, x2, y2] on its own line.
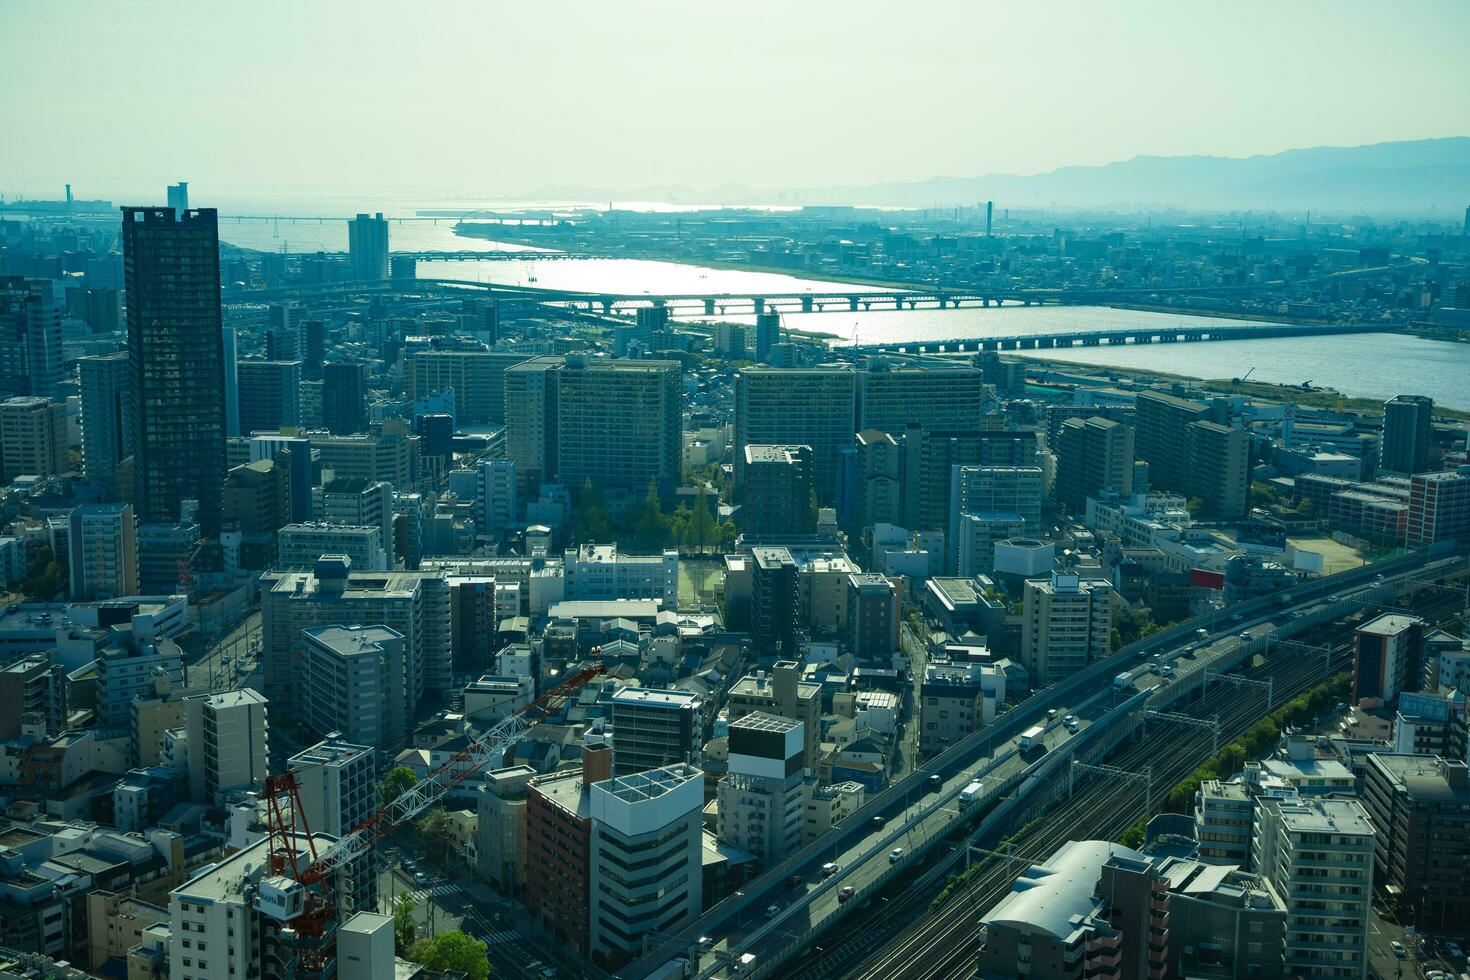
[1368, 907, 1470, 980]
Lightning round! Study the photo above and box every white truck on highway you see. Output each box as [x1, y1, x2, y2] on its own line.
[958, 780, 985, 808]
[1019, 725, 1045, 752]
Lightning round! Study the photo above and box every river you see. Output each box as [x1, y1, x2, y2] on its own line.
[215, 205, 1470, 410]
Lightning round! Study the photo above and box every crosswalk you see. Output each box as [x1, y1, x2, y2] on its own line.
[477, 930, 521, 947]
[404, 882, 465, 903]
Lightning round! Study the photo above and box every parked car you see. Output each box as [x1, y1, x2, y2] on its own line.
[1391, 941, 1406, 958]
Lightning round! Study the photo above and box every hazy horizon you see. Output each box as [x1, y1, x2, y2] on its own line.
[3, 0, 1469, 207]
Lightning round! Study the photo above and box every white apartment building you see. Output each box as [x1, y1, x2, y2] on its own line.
[587, 763, 704, 963]
[564, 543, 678, 605]
[183, 689, 269, 805]
[1021, 572, 1115, 686]
[1254, 797, 1373, 980]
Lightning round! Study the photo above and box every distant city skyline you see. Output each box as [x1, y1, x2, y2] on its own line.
[2, 0, 1467, 204]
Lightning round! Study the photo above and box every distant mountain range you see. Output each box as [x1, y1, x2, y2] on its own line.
[525, 138, 1470, 215]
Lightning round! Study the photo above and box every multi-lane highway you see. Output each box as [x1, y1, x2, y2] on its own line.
[618, 544, 1466, 980]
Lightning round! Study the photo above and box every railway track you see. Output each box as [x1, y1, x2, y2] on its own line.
[783, 585, 1465, 980]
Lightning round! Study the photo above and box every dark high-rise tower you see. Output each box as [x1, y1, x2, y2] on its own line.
[122, 206, 227, 532]
[322, 360, 369, 435]
[0, 276, 63, 398]
[302, 318, 326, 380]
[348, 212, 389, 282]
[1381, 394, 1433, 475]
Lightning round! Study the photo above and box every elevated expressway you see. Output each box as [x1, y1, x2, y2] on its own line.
[618, 543, 1468, 980]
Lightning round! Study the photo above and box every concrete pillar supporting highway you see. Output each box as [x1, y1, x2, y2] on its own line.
[895, 296, 905, 309]
[849, 295, 859, 311]
[801, 296, 814, 313]
[704, 299, 715, 315]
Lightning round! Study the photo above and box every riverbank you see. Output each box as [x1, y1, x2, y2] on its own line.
[1021, 353, 1470, 421]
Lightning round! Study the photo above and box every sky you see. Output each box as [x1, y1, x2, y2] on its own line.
[2, 0, 1469, 209]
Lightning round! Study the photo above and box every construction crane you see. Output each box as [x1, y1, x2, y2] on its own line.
[257, 655, 605, 977]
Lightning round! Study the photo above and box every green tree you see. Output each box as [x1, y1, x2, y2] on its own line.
[379, 766, 417, 806]
[21, 545, 60, 601]
[633, 479, 672, 549]
[574, 477, 615, 542]
[392, 892, 417, 951]
[415, 809, 453, 860]
[407, 931, 490, 980]
[684, 495, 718, 553]
[718, 520, 738, 552]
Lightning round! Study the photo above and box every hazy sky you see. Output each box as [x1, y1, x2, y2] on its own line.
[3, 0, 1468, 206]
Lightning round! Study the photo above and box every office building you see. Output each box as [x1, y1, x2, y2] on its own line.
[1022, 572, 1114, 685]
[288, 739, 377, 915]
[587, 763, 704, 966]
[1361, 754, 1470, 928]
[978, 841, 1171, 980]
[0, 395, 68, 481]
[479, 458, 517, 539]
[556, 357, 682, 494]
[735, 366, 856, 503]
[1135, 390, 1211, 493]
[277, 523, 388, 571]
[221, 458, 291, 569]
[405, 350, 528, 425]
[954, 511, 1027, 578]
[741, 444, 815, 536]
[260, 556, 451, 712]
[135, 521, 201, 594]
[95, 635, 185, 727]
[322, 360, 369, 435]
[123, 207, 226, 531]
[78, 352, 131, 495]
[717, 713, 806, 865]
[1055, 415, 1134, 512]
[347, 212, 389, 281]
[320, 478, 395, 565]
[183, 688, 269, 804]
[415, 411, 452, 464]
[524, 743, 611, 954]
[848, 572, 898, 661]
[1406, 466, 1470, 547]
[312, 425, 416, 487]
[855, 362, 987, 434]
[751, 546, 800, 660]
[751, 311, 781, 362]
[564, 543, 679, 604]
[847, 429, 902, 532]
[1352, 613, 1425, 706]
[301, 625, 406, 746]
[1380, 394, 1433, 474]
[948, 464, 1043, 569]
[301, 318, 326, 380]
[165, 181, 188, 213]
[504, 355, 562, 489]
[1254, 797, 1373, 979]
[235, 359, 301, 434]
[919, 661, 1004, 756]
[609, 687, 702, 776]
[222, 325, 239, 437]
[727, 662, 822, 774]
[1186, 420, 1250, 519]
[0, 276, 62, 399]
[67, 503, 137, 601]
[264, 308, 300, 362]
